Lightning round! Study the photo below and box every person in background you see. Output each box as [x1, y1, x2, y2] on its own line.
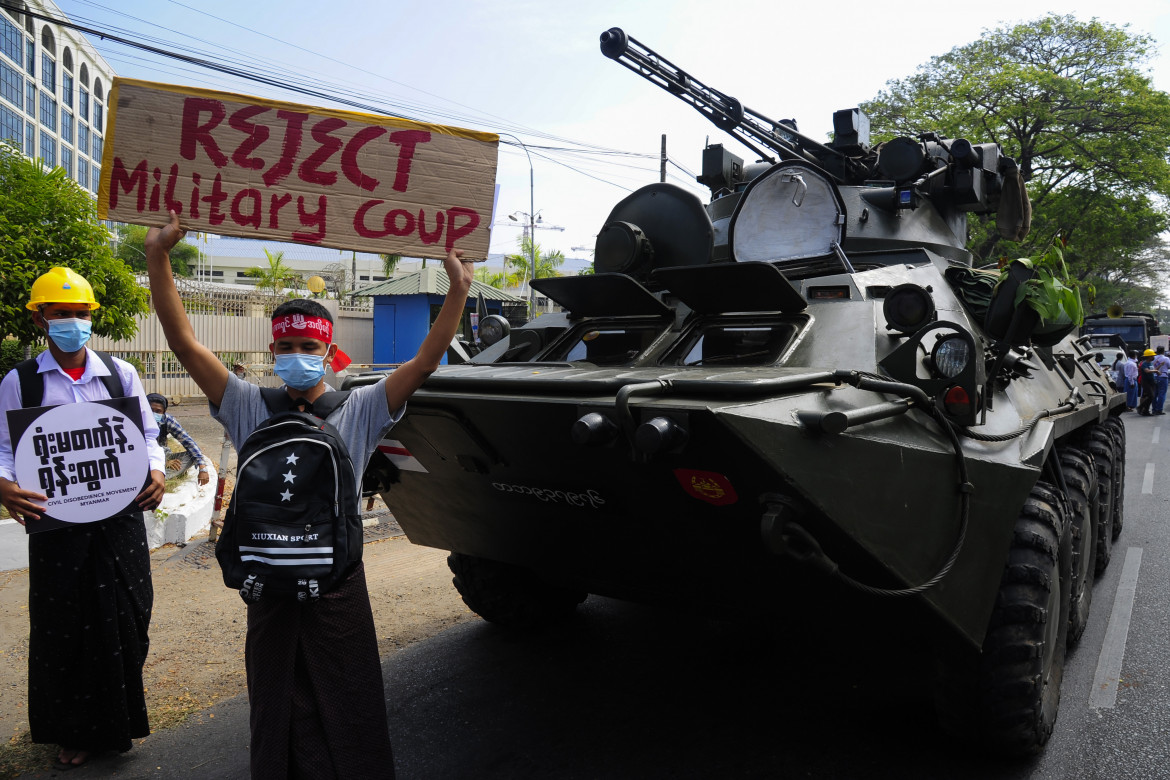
[1153, 346, 1170, 415]
[1123, 351, 1140, 411]
[1111, 351, 1126, 388]
[1123, 350, 1141, 411]
[147, 392, 210, 486]
[0, 267, 165, 770]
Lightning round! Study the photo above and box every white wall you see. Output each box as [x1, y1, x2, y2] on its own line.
[88, 304, 374, 399]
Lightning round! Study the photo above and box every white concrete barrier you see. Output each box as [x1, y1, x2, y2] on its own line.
[144, 463, 218, 549]
[0, 464, 217, 572]
[0, 518, 28, 572]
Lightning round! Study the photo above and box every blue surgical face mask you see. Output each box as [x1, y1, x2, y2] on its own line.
[153, 413, 164, 422]
[47, 318, 92, 353]
[274, 353, 326, 390]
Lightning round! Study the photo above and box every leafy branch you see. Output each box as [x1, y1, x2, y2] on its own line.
[1003, 237, 1094, 326]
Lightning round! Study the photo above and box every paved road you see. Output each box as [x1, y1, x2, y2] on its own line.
[391, 413, 1170, 779]
[1028, 412, 1170, 780]
[21, 414, 1169, 779]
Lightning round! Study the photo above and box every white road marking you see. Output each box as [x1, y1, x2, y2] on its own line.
[1142, 463, 1155, 494]
[1089, 547, 1143, 709]
[1154, 428, 1161, 445]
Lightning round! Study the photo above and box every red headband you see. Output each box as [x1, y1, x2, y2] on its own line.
[272, 314, 332, 343]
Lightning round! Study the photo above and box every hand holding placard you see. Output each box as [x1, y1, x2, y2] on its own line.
[0, 477, 47, 526]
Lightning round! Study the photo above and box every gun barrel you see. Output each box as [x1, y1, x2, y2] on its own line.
[599, 27, 845, 174]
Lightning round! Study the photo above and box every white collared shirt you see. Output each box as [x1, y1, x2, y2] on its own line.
[0, 348, 165, 482]
[1154, 354, 1170, 377]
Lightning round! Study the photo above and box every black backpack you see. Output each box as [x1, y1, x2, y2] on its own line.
[216, 388, 362, 603]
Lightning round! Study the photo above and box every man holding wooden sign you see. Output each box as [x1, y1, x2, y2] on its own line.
[146, 208, 474, 779]
[0, 268, 166, 770]
[115, 73, 496, 778]
[98, 79, 499, 258]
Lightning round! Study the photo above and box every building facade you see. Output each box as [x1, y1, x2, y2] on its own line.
[185, 234, 395, 290]
[0, 0, 115, 194]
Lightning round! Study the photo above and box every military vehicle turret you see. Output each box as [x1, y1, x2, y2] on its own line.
[349, 27, 1126, 755]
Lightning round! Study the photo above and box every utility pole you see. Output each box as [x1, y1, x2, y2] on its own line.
[528, 162, 535, 318]
[660, 134, 667, 183]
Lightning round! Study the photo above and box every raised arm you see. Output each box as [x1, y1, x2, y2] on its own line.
[384, 248, 474, 412]
[144, 210, 230, 406]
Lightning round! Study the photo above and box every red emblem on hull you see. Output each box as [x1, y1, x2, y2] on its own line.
[673, 469, 738, 506]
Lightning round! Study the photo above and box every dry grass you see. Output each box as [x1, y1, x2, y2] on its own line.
[0, 686, 222, 778]
[0, 732, 56, 778]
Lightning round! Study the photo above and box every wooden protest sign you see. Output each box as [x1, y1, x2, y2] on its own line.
[98, 78, 499, 259]
[6, 398, 149, 533]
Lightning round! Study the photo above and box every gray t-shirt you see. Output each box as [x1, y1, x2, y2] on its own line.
[210, 374, 405, 484]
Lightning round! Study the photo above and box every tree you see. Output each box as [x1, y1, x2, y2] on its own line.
[1028, 188, 1168, 288]
[114, 223, 196, 277]
[507, 236, 565, 286]
[379, 253, 402, 278]
[1080, 236, 1170, 313]
[861, 14, 1170, 301]
[473, 266, 507, 289]
[0, 143, 146, 345]
[246, 248, 301, 295]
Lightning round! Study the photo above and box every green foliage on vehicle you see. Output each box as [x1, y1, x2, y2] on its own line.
[1005, 238, 1093, 327]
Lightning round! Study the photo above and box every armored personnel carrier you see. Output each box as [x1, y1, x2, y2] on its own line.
[352, 27, 1126, 754]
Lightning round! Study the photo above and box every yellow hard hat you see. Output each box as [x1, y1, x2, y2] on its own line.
[1143, 349, 1156, 357]
[26, 267, 100, 311]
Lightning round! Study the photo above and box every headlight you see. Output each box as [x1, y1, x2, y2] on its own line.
[931, 335, 970, 378]
[479, 315, 511, 347]
[883, 284, 936, 334]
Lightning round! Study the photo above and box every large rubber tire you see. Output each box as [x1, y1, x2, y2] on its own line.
[1057, 448, 1096, 646]
[1079, 424, 1119, 567]
[976, 481, 1072, 755]
[1102, 414, 1125, 447]
[1099, 417, 1126, 541]
[448, 553, 587, 629]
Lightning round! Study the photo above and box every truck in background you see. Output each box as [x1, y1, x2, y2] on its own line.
[1080, 311, 1161, 355]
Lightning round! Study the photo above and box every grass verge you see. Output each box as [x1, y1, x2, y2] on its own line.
[0, 689, 218, 779]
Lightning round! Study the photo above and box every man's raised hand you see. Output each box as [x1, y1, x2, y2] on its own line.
[443, 247, 474, 293]
[145, 210, 187, 257]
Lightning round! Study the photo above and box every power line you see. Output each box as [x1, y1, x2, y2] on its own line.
[6, 1, 434, 120]
[667, 156, 699, 179]
[66, 0, 667, 160]
[527, 147, 635, 193]
[23, 2, 711, 204]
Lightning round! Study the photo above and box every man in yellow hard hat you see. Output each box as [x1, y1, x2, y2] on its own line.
[0, 267, 165, 770]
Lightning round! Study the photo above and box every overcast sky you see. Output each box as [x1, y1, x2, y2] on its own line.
[53, 0, 1170, 272]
